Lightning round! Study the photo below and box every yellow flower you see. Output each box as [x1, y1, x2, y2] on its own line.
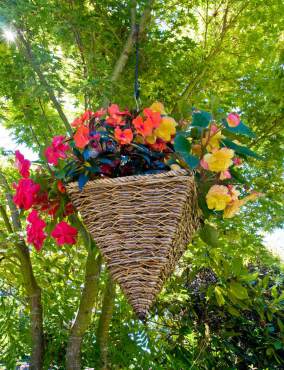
[202, 129, 223, 152]
[145, 134, 156, 144]
[206, 185, 232, 211]
[203, 148, 234, 173]
[154, 117, 177, 142]
[150, 102, 166, 114]
[223, 192, 263, 218]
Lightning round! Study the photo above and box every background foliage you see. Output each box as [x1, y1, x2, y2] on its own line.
[0, 0, 283, 369]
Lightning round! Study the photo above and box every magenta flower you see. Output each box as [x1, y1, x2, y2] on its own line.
[44, 136, 70, 166]
[13, 178, 40, 210]
[26, 210, 46, 251]
[51, 221, 78, 246]
[15, 150, 31, 178]
[227, 113, 241, 127]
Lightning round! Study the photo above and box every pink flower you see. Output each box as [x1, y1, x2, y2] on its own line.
[44, 136, 70, 166]
[220, 170, 231, 180]
[15, 150, 31, 178]
[233, 157, 242, 166]
[26, 210, 46, 251]
[227, 113, 241, 127]
[51, 221, 78, 246]
[13, 178, 40, 210]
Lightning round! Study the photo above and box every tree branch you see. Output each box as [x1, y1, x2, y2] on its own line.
[110, 0, 154, 83]
[0, 203, 13, 234]
[16, 28, 73, 135]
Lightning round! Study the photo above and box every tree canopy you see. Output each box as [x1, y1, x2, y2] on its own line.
[0, 0, 283, 369]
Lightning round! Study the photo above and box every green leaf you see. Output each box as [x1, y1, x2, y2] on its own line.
[227, 306, 241, 317]
[174, 133, 191, 153]
[229, 281, 249, 300]
[181, 153, 199, 169]
[199, 224, 219, 247]
[222, 119, 256, 138]
[214, 286, 225, 306]
[222, 138, 263, 159]
[191, 110, 211, 127]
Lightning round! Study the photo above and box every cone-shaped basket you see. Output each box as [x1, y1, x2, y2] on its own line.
[67, 169, 200, 319]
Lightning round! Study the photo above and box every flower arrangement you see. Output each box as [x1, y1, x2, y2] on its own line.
[12, 102, 262, 251]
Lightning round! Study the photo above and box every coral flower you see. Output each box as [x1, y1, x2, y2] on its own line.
[26, 210, 46, 251]
[57, 180, 66, 193]
[202, 125, 223, 152]
[13, 178, 40, 210]
[202, 148, 234, 173]
[227, 113, 241, 127]
[15, 150, 31, 178]
[45, 136, 70, 165]
[149, 102, 166, 114]
[71, 110, 94, 127]
[114, 127, 133, 145]
[133, 116, 153, 137]
[206, 185, 232, 211]
[149, 138, 167, 152]
[51, 221, 78, 246]
[143, 108, 162, 128]
[74, 125, 90, 149]
[154, 117, 177, 142]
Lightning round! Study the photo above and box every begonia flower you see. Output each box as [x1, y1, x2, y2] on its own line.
[227, 113, 241, 127]
[44, 136, 70, 165]
[15, 150, 31, 178]
[206, 185, 232, 211]
[26, 210, 46, 251]
[202, 148, 234, 173]
[51, 221, 78, 246]
[13, 178, 40, 210]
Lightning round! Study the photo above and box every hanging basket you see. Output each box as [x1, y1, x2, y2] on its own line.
[67, 169, 200, 319]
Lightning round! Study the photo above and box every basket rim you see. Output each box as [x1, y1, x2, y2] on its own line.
[66, 169, 193, 190]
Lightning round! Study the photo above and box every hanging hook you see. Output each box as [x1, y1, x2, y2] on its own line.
[134, 23, 141, 112]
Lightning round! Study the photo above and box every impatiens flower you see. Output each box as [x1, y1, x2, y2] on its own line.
[71, 110, 95, 127]
[149, 102, 166, 114]
[206, 185, 232, 211]
[74, 125, 90, 148]
[143, 108, 162, 128]
[154, 117, 177, 142]
[26, 210, 46, 251]
[202, 148, 234, 173]
[94, 108, 107, 118]
[202, 125, 223, 152]
[149, 138, 168, 152]
[57, 180, 66, 193]
[51, 221, 78, 246]
[227, 112, 241, 127]
[114, 127, 133, 145]
[13, 178, 40, 210]
[133, 116, 153, 137]
[15, 150, 31, 178]
[45, 136, 70, 165]
[106, 104, 130, 126]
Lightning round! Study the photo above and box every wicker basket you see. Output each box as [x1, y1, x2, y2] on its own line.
[67, 169, 200, 319]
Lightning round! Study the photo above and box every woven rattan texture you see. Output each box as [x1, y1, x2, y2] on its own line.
[67, 170, 200, 319]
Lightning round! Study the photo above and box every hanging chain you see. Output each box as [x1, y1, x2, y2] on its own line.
[134, 23, 141, 111]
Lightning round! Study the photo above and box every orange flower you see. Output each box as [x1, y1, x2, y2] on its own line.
[74, 125, 90, 148]
[114, 127, 133, 145]
[143, 108, 162, 128]
[133, 116, 153, 137]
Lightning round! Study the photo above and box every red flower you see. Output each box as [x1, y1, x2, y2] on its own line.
[44, 136, 70, 166]
[114, 127, 133, 145]
[149, 138, 168, 152]
[132, 116, 153, 137]
[74, 125, 90, 148]
[106, 104, 130, 126]
[51, 221, 78, 246]
[13, 178, 40, 210]
[26, 210, 46, 251]
[94, 108, 107, 118]
[143, 108, 162, 128]
[57, 180, 66, 193]
[72, 110, 95, 127]
[15, 150, 31, 178]
[63, 202, 75, 216]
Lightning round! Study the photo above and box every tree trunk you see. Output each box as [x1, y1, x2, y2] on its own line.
[96, 276, 116, 370]
[66, 250, 102, 369]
